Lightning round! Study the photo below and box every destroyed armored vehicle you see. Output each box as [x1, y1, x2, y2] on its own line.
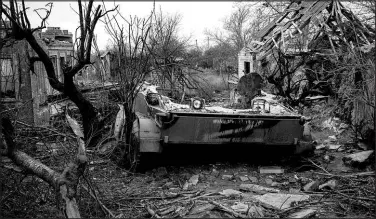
[126, 82, 314, 170]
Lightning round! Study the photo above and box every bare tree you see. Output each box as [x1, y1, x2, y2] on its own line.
[2, 0, 116, 147]
[205, 2, 253, 51]
[102, 4, 155, 170]
[148, 8, 191, 99]
[205, 1, 288, 49]
[223, 2, 253, 51]
[203, 1, 289, 73]
[262, 48, 315, 106]
[1, 0, 115, 217]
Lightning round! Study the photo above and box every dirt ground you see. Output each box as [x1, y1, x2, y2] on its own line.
[1, 99, 374, 218]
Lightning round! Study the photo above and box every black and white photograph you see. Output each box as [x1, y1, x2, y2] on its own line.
[0, 0, 375, 218]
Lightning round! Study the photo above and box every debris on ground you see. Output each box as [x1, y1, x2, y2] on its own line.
[322, 117, 348, 134]
[154, 167, 168, 178]
[65, 113, 84, 138]
[189, 203, 215, 216]
[289, 188, 301, 194]
[222, 175, 234, 180]
[248, 176, 258, 183]
[211, 168, 220, 177]
[342, 150, 374, 167]
[324, 155, 333, 163]
[288, 208, 317, 218]
[231, 202, 248, 213]
[265, 178, 274, 185]
[328, 135, 337, 142]
[315, 144, 326, 150]
[357, 142, 370, 150]
[259, 166, 284, 174]
[239, 183, 280, 193]
[253, 193, 310, 210]
[3, 85, 375, 219]
[183, 174, 200, 190]
[303, 180, 319, 192]
[219, 189, 243, 197]
[247, 204, 264, 217]
[326, 144, 342, 150]
[239, 176, 249, 182]
[188, 174, 199, 185]
[319, 180, 337, 190]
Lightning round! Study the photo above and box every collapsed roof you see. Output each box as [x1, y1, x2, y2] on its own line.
[249, 0, 375, 60]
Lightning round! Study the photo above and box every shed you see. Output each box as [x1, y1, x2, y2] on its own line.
[237, 47, 256, 78]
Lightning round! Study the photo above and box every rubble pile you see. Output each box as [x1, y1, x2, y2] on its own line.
[85, 150, 374, 218]
[81, 94, 374, 218]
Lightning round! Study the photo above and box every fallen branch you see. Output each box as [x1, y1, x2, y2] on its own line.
[158, 206, 176, 216]
[82, 184, 115, 217]
[332, 190, 375, 203]
[279, 196, 291, 210]
[179, 201, 195, 217]
[279, 200, 337, 214]
[208, 200, 247, 218]
[120, 196, 173, 201]
[146, 205, 161, 218]
[313, 171, 374, 178]
[340, 172, 375, 178]
[1, 163, 25, 173]
[2, 117, 85, 218]
[162, 192, 215, 205]
[304, 158, 331, 175]
[15, 120, 76, 139]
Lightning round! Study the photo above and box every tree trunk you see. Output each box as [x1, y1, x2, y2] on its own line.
[25, 27, 101, 148]
[64, 74, 101, 147]
[1, 117, 85, 218]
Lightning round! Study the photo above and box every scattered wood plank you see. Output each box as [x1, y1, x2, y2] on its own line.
[288, 208, 317, 218]
[65, 114, 84, 138]
[208, 200, 247, 218]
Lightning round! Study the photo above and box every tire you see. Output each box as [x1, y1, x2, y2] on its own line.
[124, 137, 159, 172]
[137, 152, 160, 172]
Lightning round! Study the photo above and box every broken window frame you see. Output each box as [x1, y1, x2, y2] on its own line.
[1, 57, 16, 98]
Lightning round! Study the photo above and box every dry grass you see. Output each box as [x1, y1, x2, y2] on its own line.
[185, 68, 231, 98]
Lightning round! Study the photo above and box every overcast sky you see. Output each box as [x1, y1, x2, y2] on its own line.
[25, 1, 235, 50]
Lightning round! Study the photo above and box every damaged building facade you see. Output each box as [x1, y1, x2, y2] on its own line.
[0, 24, 74, 125]
[39, 26, 74, 95]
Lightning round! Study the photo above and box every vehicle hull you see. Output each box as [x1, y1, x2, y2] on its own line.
[161, 114, 303, 146]
[133, 91, 313, 155]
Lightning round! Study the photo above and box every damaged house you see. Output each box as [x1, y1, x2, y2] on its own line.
[1, 22, 115, 126]
[1, 23, 74, 125]
[75, 51, 113, 85]
[39, 26, 74, 93]
[240, 0, 375, 143]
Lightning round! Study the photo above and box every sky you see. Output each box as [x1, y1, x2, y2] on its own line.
[24, 1, 235, 50]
